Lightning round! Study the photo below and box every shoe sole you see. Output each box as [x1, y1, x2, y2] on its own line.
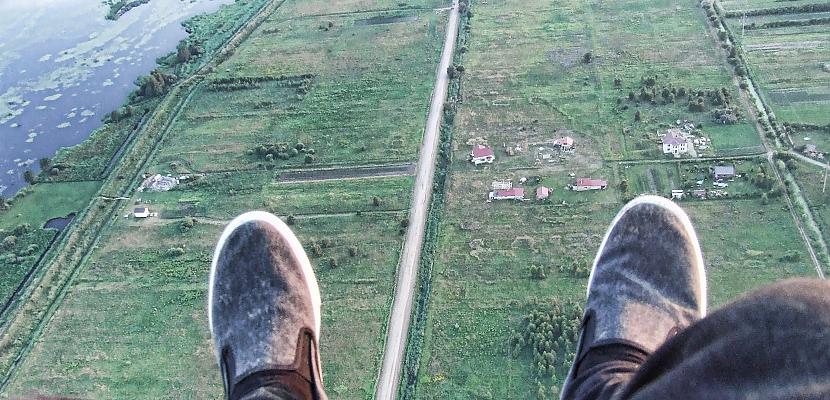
[586, 195, 707, 316]
[208, 211, 322, 340]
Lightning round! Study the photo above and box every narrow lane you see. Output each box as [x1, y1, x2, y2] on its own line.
[374, 2, 460, 398]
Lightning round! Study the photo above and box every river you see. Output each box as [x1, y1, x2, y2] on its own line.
[0, 0, 233, 196]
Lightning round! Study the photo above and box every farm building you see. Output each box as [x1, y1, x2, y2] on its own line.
[570, 178, 608, 191]
[554, 136, 575, 151]
[661, 128, 689, 156]
[134, 207, 150, 218]
[470, 145, 495, 165]
[671, 189, 684, 200]
[804, 144, 821, 158]
[491, 180, 512, 190]
[489, 187, 525, 201]
[713, 165, 736, 180]
[536, 186, 551, 200]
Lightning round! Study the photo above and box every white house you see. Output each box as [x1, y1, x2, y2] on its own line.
[661, 128, 689, 156]
[134, 207, 150, 218]
[491, 180, 512, 190]
[470, 145, 495, 165]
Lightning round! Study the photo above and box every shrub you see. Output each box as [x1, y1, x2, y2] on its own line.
[286, 215, 296, 225]
[348, 246, 358, 257]
[167, 247, 186, 257]
[180, 217, 197, 232]
[304, 154, 315, 164]
[530, 265, 547, 280]
[328, 257, 339, 268]
[1, 235, 16, 250]
[372, 196, 382, 206]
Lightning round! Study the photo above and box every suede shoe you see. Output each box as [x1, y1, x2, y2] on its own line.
[561, 195, 706, 399]
[209, 211, 327, 400]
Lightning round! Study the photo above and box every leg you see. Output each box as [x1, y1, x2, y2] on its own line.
[617, 278, 830, 400]
[561, 196, 706, 400]
[209, 211, 328, 400]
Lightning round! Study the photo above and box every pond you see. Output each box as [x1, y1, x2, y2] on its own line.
[0, 0, 233, 196]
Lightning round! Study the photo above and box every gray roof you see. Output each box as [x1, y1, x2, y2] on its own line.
[713, 165, 735, 176]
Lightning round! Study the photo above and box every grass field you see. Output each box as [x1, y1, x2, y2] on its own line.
[137, 173, 414, 219]
[720, 3, 830, 127]
[2, 0, 448, 397]
[0, 181, 100, 229]
[153, 6, 448, 173]
[413, 0, 817, 398]
[5, 210, 406, 399]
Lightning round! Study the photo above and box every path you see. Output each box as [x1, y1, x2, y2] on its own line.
[374, 2, 460, 398]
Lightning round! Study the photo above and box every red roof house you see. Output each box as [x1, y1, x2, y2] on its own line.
[470, 145, 495, 165]
[489, 187, 525, 201]
[536, 186, 551, 200]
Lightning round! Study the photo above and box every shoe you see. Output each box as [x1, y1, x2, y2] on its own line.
[560, 195, 706, 398]
[209, 211, 327, 399]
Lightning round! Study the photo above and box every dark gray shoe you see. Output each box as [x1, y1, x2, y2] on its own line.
[209, 211, 327, 400]
[561, 195, 706, 399]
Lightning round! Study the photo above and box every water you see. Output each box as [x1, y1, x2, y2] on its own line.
[0, 0, 233, 196]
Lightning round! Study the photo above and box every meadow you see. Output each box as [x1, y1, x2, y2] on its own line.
[413, 0, 818, 398]
[720, 2, 830, 127]
[2, 0, 450, 397]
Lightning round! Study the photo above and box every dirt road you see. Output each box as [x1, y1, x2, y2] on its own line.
[374, 2, 460, 399]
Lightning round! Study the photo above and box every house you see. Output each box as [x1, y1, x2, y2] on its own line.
[805, 144, 819, 157]
[470, 145, 495, 165]
[491, 180, 512, 190]
[661, 128, 689, 156]
[713, 165, 736, 181]
[692, 189, 707, 199]
[554, 136, 575, 151]
[536, 186, 551, 201]
[134, 207, 150, 218]
[671, 189, 684, 200]
[570, 178, 608, 191]
[489, 187, 525, 201]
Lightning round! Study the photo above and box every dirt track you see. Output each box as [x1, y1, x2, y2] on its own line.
[374, 2, 460, 399]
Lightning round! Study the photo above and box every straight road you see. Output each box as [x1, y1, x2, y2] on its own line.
[374, 2, 460, 399]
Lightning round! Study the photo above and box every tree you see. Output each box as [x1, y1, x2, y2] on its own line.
[176, 44, 192, 63]
[628, 91, 635, 101]
[328, 257, 339, 268]
[619, 180, 629, 193]
[304, 154, 315, 164]
[180, 217, 197, 232]
[634, 110, 641, 122]
[582, 52, 593, 64]
[613, 77, 621, 87]
[286, 215, 296, 225]
[348, 246, 358, 257]
[1, 235, 16, 250]
[23, 170, 35, 185]
[761, 193, 769, 205]
[39, 157, 51, 171]
[372, 196, 381, 207]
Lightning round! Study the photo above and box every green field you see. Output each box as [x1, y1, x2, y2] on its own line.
[1, 0, 447, 397]
[3, 0, 828, 398]
[720, 3, 830, 127]
[413, 0, 818, 398]
[5, 210, 407, 398]
[153, 6, 448, 173]
[0, 181, 100, 229]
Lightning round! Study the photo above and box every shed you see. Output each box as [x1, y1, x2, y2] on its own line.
[134, 207, 150, 218]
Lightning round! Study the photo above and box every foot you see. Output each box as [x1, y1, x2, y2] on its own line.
[209, 211, 327, 399]
[561, 195, 706, 398]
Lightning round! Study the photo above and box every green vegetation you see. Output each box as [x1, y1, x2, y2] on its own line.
[0, 0, 446, 397]
[0, 181, 100, 229]
[718, 1, 830, 127]
[414, 0, 820, 398]
[0, 227, 55, 308]
[508, 300, 582, 398]
[104, 0, 150, 20]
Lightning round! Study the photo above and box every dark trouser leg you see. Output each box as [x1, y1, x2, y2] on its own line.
[614, 278, 830, 400]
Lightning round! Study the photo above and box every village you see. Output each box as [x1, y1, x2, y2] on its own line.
[469, 134, 753, 205]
